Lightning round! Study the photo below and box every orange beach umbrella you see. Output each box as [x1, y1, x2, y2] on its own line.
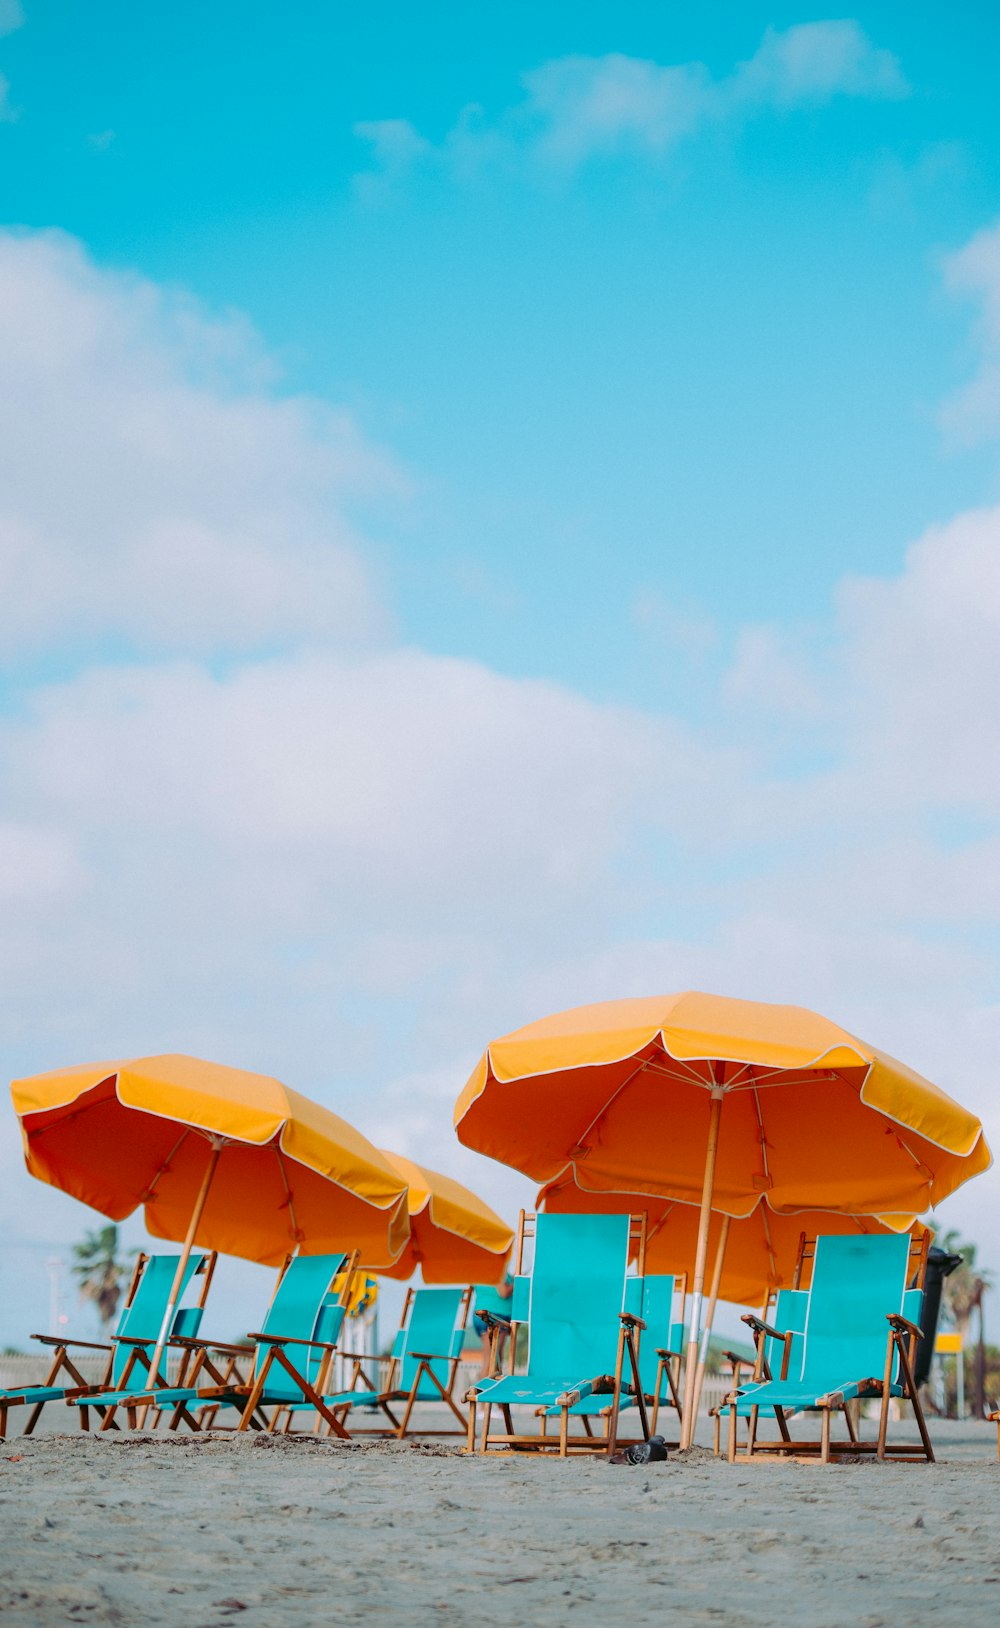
[455, 991, 989, 1445]
[378, 1150, 514, 1285]
[12, 1054, 412, 1386]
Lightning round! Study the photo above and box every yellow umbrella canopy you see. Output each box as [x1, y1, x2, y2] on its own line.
[12, 1055, 411, 1269]
[456, 991, 988, 1216]
[456, 990, 989, 1445]
[378, 1150, 514, 1285]
[537, 1168, 920, 1308]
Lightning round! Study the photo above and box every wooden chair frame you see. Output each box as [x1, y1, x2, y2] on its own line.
[102, 1250, 359, 1435]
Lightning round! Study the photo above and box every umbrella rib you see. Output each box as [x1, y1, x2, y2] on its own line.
[568, 1056, 655, 1154]
[138, 1127, 192, 1203]
[760, 1202, 777, 1283]
[643, 1055, 716, 1088]
[752, 1086, 772, 1192]
[275, 1144, 302, 1245]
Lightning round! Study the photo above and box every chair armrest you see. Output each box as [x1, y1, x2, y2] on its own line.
[408, 1350, 450, 1362]
[721, 1349, 746, 1366]
[742, 1314, 786, 1343]
[331, 1349, 377, 1362]
[186, 1339, 255, 1356]
[655, 1346, 683, 1360]
[474, 1309, 510, 1330]
[619, 1312, 646, 1331]
[31, 1334, 111, 1352]
[247, 1332, 338, 1353]
[887, 1314, 923, 1340]
[111, 1335, 194, 1350]
[162, 1334, 250, 1353]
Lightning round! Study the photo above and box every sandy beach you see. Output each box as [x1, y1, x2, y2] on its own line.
[3, 1418, 998, 1627]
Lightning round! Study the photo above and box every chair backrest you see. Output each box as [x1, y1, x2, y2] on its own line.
[623, 1273, 680, 1395]
[519, 1213, 631, 1379]
[111, 1253, 207, 1385]
[761, 1288, 809, 1380]
[392, 1287, 467, 1397]
[253, 1253, 348, 1391]
[800, 1234, 910, 1388]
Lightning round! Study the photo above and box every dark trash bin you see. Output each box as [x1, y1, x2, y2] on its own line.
[914, 1246, 963, 1388]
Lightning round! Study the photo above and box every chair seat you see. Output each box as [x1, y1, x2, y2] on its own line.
[322, 1389, 379, 1408]
[542, 1390, 655, 1417]
[1, 1386, 67, 1406]
[474, 1374, 615, 1409]
[731, 1376, 904, 1415]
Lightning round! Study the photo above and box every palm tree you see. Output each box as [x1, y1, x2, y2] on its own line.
[71, 1225, 134, 1333]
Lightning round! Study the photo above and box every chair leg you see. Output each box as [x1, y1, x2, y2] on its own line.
[820, 1407, 831, 1464]
[747, 1405, 759, 1456]
[466, 1398, 477, 1453]
[24, 1396, 52, 1436]
[727, 1404, 737, 1463]
[478, 1403, 492, 1454]
[559, 1406, 569, 1458]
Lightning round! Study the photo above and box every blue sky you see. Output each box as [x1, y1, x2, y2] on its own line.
[2, 4, 1000, 1342]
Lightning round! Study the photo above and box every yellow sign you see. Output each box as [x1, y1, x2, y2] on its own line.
[935, 1331, 963, 1354]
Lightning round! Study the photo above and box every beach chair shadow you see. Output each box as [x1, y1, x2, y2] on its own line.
[466, 1210, 650, 1459]
[0, 1251, 214, 1439]
[321, 1285, 473, 1439]
[725, 1232, 933, 1464]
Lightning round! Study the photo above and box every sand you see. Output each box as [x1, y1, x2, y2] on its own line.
[2, 1418, 998, 1626]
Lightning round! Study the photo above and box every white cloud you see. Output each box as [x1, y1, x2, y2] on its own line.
[0, 231, 395, 660]
[940, 220, 1000, 445]
[6, 216, 1000, 1339]
[733, 21, 907, 108]
[0, 0, 24, 39]
[354, 21, 907, 187]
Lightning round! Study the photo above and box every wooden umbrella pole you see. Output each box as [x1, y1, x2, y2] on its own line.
[681, 1086, 724, 1448]
[137, 1139, 222, 1425]
[690, 1212, 730, 1427]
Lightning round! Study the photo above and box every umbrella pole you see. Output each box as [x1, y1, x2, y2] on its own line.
[690, 1212, 730, 1426]
[138, 1140, 222, 1424]
[680, 1086, 724, 1449]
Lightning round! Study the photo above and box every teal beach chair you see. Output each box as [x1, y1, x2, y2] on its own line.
[466, 1211, 649, 1458]
[93, 1251, 358, 1435]
[725, 1233, 933, 1463]
[538, 1270, 686, 1445]
[0, 1251, 214, 1439]
[710, 1286, 807, 1456]
[322, 1285, 473, 1438]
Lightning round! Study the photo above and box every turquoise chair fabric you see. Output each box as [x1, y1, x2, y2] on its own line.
[65, 1253, 210, 1411]
[82, 1252, 347, 1416]
[473, 1212, 632, 1411]
[546, 1271, 681, 1419]
[731, 1234, 913, 1416]
[322, 1286, 467, 1410]
[0, 1252, 207, 1425]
